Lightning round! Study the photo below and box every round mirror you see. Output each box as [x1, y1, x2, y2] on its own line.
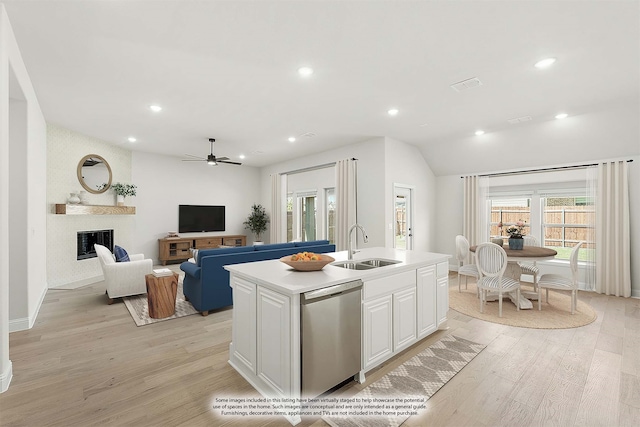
[77, 154, 112, 194]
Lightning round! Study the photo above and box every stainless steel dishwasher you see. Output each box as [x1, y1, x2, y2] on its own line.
[301, 280, 362, 398]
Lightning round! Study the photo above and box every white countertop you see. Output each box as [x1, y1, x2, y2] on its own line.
[224, 247, 450, 295]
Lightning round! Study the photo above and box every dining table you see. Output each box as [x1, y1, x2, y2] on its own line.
[469, 244, 558, 309]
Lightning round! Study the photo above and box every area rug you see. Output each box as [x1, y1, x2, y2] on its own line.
[123, 279, 198, 326]
[449, 280, 597, 329]
[322, 335, 485, 427]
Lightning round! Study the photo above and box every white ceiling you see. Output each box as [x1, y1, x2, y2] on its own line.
[3, 0, 639, 175]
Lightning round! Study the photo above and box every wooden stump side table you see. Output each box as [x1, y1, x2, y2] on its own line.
[145, 273, 178, 319]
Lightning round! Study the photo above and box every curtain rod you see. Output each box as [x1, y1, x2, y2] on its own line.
[281, 158, 358, 176]
[461, 159, 633, 179]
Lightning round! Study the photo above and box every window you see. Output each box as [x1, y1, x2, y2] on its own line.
[490, 197, 531, 242]
[286, 194, 293, 242]
[542, 196, 594, 261]
[299, 193, 317, 242]
[325, 188, 335, 244]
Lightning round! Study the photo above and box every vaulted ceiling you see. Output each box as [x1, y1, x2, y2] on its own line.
[4, 0, 639, 175]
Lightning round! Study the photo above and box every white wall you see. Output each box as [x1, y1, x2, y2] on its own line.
[260, 138, 387, 248]
[1, 4, 47, 392]
[132, 151, 261, 262]
[384, 137, 437, 252]
[435, 155, 640, 297]
[46, 124, 134, 288]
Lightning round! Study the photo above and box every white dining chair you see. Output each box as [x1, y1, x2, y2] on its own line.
[519, 235, 540, 291]
[455, 235, 479, 292]
[537, 242, 583, 314]
[476, 242, 521, 317]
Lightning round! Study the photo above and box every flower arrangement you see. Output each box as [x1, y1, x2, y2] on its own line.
[111, 183, 137, 197]
[505, 220, 526, 238]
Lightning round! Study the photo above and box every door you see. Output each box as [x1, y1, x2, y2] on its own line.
[393, 287, 417, 352]
[363, 295, 393, 369]
[416, 266, 437, 338]
[393, 185, 413, 250]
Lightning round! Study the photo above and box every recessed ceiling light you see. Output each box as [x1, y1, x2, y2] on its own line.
[127, 137, 137, 143]
[288, 137, 296, 142]
[239, 154, 246, 160]
[387, 108, 399, 116]
[149, 105, 162, 112]
[555, 113, 568, 119]
[419, 123, 429, 127]
[475, 130, 485, 136]
[534, 57, 556, 69]
[298, 66, 313, 77]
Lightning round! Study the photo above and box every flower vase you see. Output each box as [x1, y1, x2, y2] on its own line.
[116, 195, 125, 206]
[508, 237, 524, 250]
[68, 193, 80, 204]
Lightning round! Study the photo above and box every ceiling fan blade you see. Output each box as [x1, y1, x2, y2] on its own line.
[181, 159, 206, 162]
[217, 160, 242, 166]
[183, 153, 204, 159]
[216, 156, 229, 161]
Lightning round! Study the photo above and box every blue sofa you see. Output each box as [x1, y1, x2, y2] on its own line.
[180, 240, 335, 315]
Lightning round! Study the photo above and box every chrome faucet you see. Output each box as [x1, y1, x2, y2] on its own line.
[348, 224, 368, 260]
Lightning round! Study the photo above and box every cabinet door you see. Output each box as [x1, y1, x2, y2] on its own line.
[416, 265, 437, 339]
[231, 277, 257, 374]
[437, 276, 449, 327]
[257, 286, 291, 396]
[363, 295, 393, 369]
[393, 287, 417, 352]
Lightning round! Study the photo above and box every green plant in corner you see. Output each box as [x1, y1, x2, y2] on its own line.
[111, 183, 137, 197]
[243, 204, 269, 242]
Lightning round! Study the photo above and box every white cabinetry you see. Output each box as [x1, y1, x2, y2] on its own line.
[416, 265, 437, 339]
[231, 276, 257, 373]
[362, 270, 416, 370]
[363, 295, 393, 369]
[257, 286, 291, 396]
[436, 262, 449, 327]
[393, 287, 417, 352]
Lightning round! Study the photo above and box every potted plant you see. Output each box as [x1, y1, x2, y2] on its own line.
[243, 204, 269, 244]
[505, 220, 526, 250]
[111, 182, 137, 206]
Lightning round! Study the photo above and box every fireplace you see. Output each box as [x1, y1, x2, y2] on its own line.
[77, 229, 113, 260]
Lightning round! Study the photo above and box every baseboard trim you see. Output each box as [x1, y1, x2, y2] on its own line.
[48, 275, 103, 290]
[9, 281, 48, 333]
[0, 361, 12, 393]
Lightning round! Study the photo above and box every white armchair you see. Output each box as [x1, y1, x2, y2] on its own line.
[94, 244, 153, 304]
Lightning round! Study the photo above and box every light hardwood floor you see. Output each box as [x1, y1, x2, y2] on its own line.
[1, 271, 639, 427]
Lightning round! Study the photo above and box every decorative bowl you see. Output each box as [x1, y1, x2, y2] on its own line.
[279, 254, 335, 271]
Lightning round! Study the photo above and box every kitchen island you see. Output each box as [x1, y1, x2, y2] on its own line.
[224, 247, 450, 425]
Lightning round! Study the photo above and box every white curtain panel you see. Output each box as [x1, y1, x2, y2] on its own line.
[463, 175, 490, 248]
[335, 159, 357, 251]
[269, 173, 282, 243]
[595, 161, 631, 297]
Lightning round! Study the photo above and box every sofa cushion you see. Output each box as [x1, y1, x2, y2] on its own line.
[255, 242, 296, 251]
[294, 240, 330, 247]
[113, 245, 130, 262]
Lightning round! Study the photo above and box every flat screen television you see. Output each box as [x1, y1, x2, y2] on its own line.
[179, 205, 225, 233]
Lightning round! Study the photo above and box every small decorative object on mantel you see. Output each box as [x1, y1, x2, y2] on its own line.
[67, 192, 81, 204]
[166, 231, 180, 240]
[506, 220, 526, 250]
[243, 204, 269, 244]
[78, 190, 88, 204]
[111, 182, 137, 206]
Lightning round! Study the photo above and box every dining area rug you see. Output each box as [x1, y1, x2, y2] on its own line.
[322, 334, 485, 427]
[449, 281, 597, 329]
[123, 278, 199, 326]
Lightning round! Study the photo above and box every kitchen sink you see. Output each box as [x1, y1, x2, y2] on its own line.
[358, 258, 401, 267]
[331, 258, 401, 270]
[331, 261, 376, 270]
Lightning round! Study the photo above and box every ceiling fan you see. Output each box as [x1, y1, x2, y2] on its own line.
[182, 138, 242, 166]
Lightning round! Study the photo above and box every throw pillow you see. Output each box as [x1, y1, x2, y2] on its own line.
[113, 245, 130, 262]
